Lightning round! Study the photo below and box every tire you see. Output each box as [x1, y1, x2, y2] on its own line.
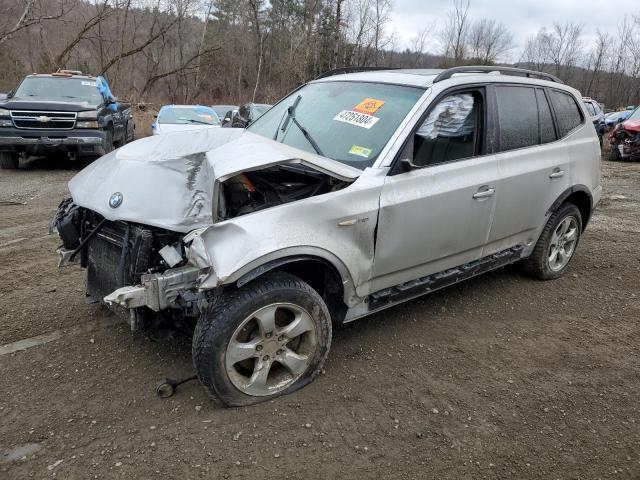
[0, 152, 19, 169]
[104, 129, 114, 154]
[522, 203, 582, 280]
[607, 141, 622, 161]
[193, 272, 332, 407]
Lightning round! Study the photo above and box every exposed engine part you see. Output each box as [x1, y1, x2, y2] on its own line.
[104, 265, 201, 311]
[218, 164, 351, 220]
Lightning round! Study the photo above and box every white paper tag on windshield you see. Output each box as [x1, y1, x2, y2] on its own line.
[81, 81, 97, 86]
[333, 110, 379, 129]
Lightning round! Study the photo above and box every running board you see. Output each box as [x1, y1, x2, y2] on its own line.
[368, 245, 525, 310]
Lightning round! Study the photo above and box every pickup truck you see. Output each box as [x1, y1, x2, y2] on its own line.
[0, 70, 134, 169]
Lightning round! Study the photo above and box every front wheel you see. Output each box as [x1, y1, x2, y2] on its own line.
[192, 272, 332, 407]
[0, 152, 19, 169]
[522, 203, 582, 280]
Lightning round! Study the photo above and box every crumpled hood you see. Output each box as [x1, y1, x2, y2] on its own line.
[621, 119, 640, 133]
[68, 129, 361, 233]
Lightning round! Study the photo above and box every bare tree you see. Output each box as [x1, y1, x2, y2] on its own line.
[468, 18, 513, 64]
[439, 0, 470, 66]
[0, 0, 70, 46]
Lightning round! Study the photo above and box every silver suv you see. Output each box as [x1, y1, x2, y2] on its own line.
[53, 66, 602, 406]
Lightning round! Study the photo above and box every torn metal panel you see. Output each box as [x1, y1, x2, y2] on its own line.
[68, 129, 361, 233]
[185, 167, 387, 303]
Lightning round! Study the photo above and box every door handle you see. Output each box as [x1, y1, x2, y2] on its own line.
[472, 187, 495, 199]
[549, 169, 565, 179]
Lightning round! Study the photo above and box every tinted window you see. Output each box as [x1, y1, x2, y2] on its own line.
[410, 92, 481, 167]
[536, 89, 556, 144]
[550, 90, 583, 137]
[496, 86, 538, 152]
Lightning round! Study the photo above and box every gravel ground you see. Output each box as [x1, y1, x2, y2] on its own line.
[1, 154, 639, 479]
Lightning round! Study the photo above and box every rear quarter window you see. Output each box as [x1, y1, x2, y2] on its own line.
[550, 90, 583, 137]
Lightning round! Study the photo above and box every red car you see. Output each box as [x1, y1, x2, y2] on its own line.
[608, 106, 640, 161]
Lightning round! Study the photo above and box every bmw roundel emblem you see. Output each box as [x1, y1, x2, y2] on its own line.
[109, 192, 123, 209]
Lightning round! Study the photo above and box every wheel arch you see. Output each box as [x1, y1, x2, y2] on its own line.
[547, 185, 593, 230]
[234, 253, 356, 324]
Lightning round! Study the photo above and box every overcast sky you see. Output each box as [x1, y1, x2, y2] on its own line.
[390, 0, 640, 60]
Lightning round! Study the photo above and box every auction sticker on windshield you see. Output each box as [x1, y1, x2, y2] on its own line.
[353, 98, 385, 115]
[333, 110, 379, 129]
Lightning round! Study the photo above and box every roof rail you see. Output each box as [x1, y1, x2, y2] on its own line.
[433, 66, 563, 84]
[315, 66, 399, 80]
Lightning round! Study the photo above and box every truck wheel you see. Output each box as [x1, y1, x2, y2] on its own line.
[104, 130, 114, 154]
[193, 272, 332, 407]
[0, 152, 19, 169]
[522, 203, 582, 280]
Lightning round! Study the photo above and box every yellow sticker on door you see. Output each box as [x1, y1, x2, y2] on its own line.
[349, 145, 373, 158]
[353, 98, 385, 115]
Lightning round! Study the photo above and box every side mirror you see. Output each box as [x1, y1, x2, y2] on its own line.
[400, 156, 422, 171]
[7, 90, 15, 99]
[153, 113, 158, 119]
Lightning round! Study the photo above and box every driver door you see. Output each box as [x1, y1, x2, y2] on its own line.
[371, 87, 499, 292]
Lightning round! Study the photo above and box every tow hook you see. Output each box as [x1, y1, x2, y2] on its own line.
[155, 375, 198, 398]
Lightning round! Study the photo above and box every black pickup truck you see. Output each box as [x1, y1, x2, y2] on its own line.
[0, 70, 134, 169]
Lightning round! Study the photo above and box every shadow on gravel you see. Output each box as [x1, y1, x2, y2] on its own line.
[19, 155, 95, 171]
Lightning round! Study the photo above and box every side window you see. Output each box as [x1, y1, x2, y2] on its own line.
[536, 89, 557, 144]
[495, 86, 538, 152]
[412, 91, 482, 167]
[550, 90, 583, 138]
[584, 102, 595, 116]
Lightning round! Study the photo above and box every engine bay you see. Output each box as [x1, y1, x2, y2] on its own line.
[217, 164, 352, 220]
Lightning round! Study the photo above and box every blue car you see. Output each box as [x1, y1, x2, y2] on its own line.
[605, 110, 633, 128]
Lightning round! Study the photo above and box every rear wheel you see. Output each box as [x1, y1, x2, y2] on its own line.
[193, 272, 332, 407]
[522, 203, 582, 280]
[0, 152, 19, 169]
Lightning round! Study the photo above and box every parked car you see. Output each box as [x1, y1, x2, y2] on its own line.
[152, 105, 220, 135]
[0, 70, 134, 169]
[605, 109, 633, 128]
[607, 106, 640, 161]
[52, 66, 601, 406]
[582, 97, 605, 143]
[211, 104, 238, 121]
[230, 103, 272, 128]
[221, 108, 238, 127]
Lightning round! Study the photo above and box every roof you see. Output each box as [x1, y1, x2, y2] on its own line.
[27, 73, 96, 80]
[313, 67, 571, 90]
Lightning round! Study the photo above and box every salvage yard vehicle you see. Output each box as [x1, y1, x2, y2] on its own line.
[608, 106, 640, 161]
[52, 66, 601, 406]
[230, 103, 272, 128]
[151, 105, 221, 135]
[582, 97, 605, 144]
[0, 70, 134, 169]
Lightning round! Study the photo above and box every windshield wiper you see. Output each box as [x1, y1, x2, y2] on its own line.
[184, 119, 211, 125]
[273, 95, 325, 157]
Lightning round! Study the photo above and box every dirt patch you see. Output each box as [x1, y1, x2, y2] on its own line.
[1, 156, 639, 479]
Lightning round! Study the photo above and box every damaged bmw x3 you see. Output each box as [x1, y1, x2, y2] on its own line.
[52, 66, 602, 406]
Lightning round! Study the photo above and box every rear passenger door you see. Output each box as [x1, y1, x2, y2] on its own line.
[485, 85, 571, 254]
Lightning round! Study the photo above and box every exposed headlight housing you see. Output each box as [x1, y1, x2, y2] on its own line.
[77, 110, 98, 119]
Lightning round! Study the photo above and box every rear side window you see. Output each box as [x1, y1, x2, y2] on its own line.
[536, 89, 557, 144]
[550, 90, 583, 137]
[495, 86, 538, 152]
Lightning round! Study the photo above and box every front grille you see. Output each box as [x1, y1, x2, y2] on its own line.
[10, 110, 76, 130]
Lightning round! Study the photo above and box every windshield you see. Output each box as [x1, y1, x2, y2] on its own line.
[247, 81, 425, 169]
[628, 107, 640, 121]
[15, 77, 103, 104]
[158, 106, 220, 125]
